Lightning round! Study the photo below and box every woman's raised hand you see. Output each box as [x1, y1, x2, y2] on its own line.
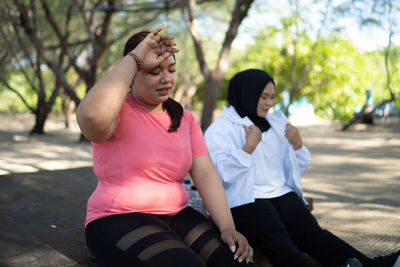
[132, 25, 179, 70]
[285, 123, 302, 150]
[242, 125, 262, 154]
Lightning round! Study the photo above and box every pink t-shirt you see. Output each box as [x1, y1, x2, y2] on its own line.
[85, 94, 208, 226]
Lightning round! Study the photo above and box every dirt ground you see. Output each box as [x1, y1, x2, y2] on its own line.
[0, 112, 92, 175]
[0, 112, 399, 260]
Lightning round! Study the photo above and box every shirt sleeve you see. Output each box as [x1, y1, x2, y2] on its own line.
[204, 117, 252, 185]
[294, 145, 311, 173]
[187, 111, 209, 158]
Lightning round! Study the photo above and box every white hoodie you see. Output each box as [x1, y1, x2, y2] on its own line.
[204, 106, 311, 208]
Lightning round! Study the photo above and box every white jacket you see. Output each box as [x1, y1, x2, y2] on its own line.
[204, 106, 311, 208]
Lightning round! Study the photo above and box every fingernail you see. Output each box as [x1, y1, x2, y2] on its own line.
[230, 246, 236, 253]
[239, 258, 243, 263]
[234, 255, 238, 260]
[246, 258, 250, 263]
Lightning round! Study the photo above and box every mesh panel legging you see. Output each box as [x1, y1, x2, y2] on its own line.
[85, 207, 255, 267]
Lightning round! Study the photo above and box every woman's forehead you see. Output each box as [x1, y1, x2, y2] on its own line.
[159, 55, 175, 67]
[261, 82, 275, 94]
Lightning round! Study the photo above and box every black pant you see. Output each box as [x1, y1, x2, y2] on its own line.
[85, 207, 256, 267]
[231, 192, 370, 267]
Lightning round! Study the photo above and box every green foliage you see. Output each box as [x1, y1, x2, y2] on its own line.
[0, 73, 34, 111]
[222, 28, 400, 122]
[306, 37, 366, 121]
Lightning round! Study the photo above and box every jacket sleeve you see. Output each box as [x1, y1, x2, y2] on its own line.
[204, 118, 252, 186]
[276, 111, 311, 173]
[294, 146, 311, 173]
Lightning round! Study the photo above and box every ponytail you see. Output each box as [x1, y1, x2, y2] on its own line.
[163, 98, 183, 132]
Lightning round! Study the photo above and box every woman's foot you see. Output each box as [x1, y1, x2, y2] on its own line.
[343, 258, 363, 267]
[393, 253, 400, 267]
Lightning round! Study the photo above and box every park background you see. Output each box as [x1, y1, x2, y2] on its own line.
[0, 0, 399, 134]
[0, 1, 400, 267]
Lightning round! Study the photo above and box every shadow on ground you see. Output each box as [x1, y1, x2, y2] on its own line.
[300, 123, 400, 257]
[0, 167, 98, 267]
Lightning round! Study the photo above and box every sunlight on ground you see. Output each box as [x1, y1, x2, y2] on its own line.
[0, 113, 92, 175]
[313, 202, 400, 256]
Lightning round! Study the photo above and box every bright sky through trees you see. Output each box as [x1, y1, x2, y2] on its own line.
[233, 0, 399, 52]
[341, 19, 400, 51]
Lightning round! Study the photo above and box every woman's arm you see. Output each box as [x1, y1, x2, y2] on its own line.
[190, 154, 253, 263]
[76, 55, 138, 142]
[204, 121, 256, 185]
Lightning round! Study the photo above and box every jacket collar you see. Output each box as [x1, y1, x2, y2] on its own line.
[221, 106, 288, 136]
[221, 106, 253, 125]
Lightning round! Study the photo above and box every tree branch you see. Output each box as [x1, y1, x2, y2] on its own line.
[39, 0, 87, 80]
[217, 0, 253, 74]
[341, 99, 392, 131]
[297, 0, 331, 91]
[0, 75, 34, 112]
[182, 0, 209, 77]
[15, 0, 81, 105]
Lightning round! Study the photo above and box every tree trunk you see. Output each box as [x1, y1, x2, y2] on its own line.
[30, 101, 48, 135]
[183, 0, 254, 131]
[200, 71, 225, 131]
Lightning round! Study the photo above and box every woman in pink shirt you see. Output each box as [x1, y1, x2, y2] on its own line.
[76, 25, 254, 267]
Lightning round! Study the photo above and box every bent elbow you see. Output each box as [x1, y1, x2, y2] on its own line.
[76, 105, 115, 143]
[76, 104, 97, 126]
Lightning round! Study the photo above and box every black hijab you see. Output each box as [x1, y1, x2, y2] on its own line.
[227, 69, 275, 132]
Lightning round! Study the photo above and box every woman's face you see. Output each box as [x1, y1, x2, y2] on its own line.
[131, 56, 177, 112]
[257, 81, 275, 117]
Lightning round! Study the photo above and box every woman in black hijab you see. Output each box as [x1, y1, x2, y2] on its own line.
[205, 69, 400, 267]
[227, 69, 272, 132]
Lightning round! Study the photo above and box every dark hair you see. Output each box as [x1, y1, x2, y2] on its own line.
[124, 31, 183, 133]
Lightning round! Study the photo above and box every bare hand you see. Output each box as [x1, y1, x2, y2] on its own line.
[242, 125, 261, 154]
[220, 228, 254, 264]
[131, 25, 179, 70]
[285, 123, 302, 150]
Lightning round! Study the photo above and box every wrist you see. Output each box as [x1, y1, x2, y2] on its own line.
[242, 144, 255, 154]
[220, 228, 236, 234]
[293, 142, 302, 150]
[127, 51, 142, 71]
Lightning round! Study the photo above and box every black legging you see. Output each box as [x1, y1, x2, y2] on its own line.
[85, 207, 255, 267]
[231, 192, 372, 267]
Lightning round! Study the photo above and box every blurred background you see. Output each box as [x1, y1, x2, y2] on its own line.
[0, 0, 399, 135]
[1, 2, 399, 265]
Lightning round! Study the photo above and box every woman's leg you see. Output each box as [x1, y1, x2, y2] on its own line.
[231, 200, 318, 267]
[85, 212, 206, 267]
[269, 192, 371, 266]
[168, 207, 256, 267]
